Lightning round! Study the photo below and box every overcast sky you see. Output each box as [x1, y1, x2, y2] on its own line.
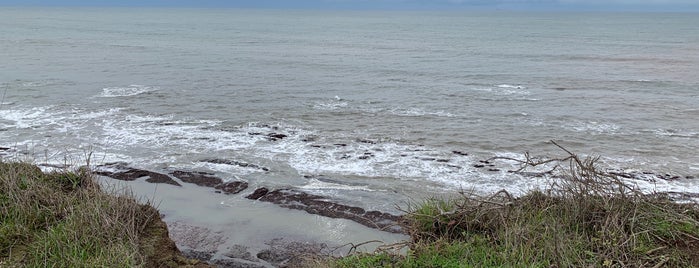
[2, 0, 698, 11]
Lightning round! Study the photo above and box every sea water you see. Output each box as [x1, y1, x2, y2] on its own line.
[1, 7, 698, 253]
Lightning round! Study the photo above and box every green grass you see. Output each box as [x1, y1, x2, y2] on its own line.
[0, 161, 199, 267]
[327, 151, 699, 268]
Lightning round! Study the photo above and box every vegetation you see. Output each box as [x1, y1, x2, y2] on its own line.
[328, 143, 699, 268]
[0, 162, 203, 267]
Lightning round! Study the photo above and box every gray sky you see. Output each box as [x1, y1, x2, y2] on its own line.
[2, 0, 698, 11]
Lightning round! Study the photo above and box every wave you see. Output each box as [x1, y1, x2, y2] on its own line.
[99, 85, 158, 97]
[496, 84, 526, 89]
[312, 98, 455, 118]
[563, 121, 621, 135]
[2, 105, 697, 199]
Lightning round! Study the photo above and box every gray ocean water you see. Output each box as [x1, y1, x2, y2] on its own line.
[1, 7, 699, 252]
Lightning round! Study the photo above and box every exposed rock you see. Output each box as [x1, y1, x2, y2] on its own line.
[215, 181, 249, 195]
[0, 147, 10, 151]
[201, 158, 270, 172]
[473, 164, 485, 168]
[171, 170, 223, 187]
[358, 152, 374, 160]
[94, 163, 181, 186]
[452, 150, 468, 156]
[245, 187, 269, 200]
[246, 188, 403, 233]
[170, 170, 249, 194]
[356, 138, 376, 144]
[267, 133, 288, 141]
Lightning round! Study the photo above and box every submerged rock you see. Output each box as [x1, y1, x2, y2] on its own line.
[246, 188, 404, 233]
[94, 163, 181, 186]
[256, 238, 328, 268]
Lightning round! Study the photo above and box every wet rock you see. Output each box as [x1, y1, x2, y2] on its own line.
[94, 163, 181, 186]
[609, 171, 634, 179]
[170, 170, 249, 194]
[171, 170, 222, 187]
[246, 188, 403, 233]
[267, 133, 288, 141]
[215, 181, 249, 195]
[201, 158, 270, 172]
[358, 152, 374, 160]
[452, 150, 468, 156]
[356, 138, 376, 144]
[245, 187, 269, 200]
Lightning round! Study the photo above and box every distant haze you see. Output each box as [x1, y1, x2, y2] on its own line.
[2, 0, 699, 11]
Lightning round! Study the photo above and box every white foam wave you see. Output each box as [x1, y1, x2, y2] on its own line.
[0, 106, 52, 129]
[388, 107, 455, 117]
[3, 105, 696, 199]
[471, 86, 530, 96]
[100, 85, 158, 97]
[651, 128, 698, 139]
[496, 84, 526, 89]
[301, 179, 375, 192]
[564, 121, 621, 134]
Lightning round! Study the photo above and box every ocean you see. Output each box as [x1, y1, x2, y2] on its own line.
[1, 7, 698, 255]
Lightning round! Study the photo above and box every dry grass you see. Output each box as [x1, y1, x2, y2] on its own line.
[332, 142, 699, 268]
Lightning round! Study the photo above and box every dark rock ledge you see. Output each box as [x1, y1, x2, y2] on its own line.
[95, 164, 405, 233]
[94, 163, 248, 194]
[170, 170, 248, 195]
[200, 158, 270, 172]
[246, 188, 404, 234]
[94, 162, 182, 186]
